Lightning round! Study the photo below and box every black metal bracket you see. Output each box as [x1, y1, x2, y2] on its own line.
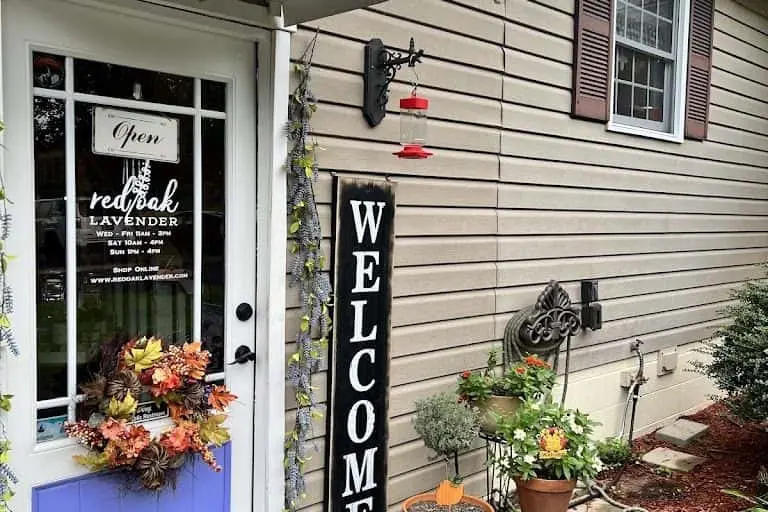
[363, 37, 425, 127]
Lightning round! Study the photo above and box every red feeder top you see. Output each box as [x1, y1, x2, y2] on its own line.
[400, 95, 429, 110]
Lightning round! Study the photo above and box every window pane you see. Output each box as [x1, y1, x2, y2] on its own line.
[74, 102, 194, 420]
[617, 46, 633, 81]
[201, 118, 226, 374]
[649, 90, 664, 122]
[632, 86, 649, 119]
[615, 83, 632, 116]
[649, 58, 666, 89]
[643, 0, 658, 13]
[633, 52, 649, 85]
[34, 97, 67, 401]
[33, 53, 65, 91]
[616, 1, 627, 37]
[626, 6, 642, 42]
[659, 0, 674, 20]
[659, 20, 673, 52]
[642, 11, 658, 48]
[74, 59, 194, 107]
[202, 80, 227, 112]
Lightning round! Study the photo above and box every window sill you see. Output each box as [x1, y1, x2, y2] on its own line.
[607, 122, 684, 143]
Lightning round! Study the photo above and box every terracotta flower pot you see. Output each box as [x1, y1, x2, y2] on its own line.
[401, 492, 495, 512]
[515, 477, 576, 512]
[478, 395, 521, 433]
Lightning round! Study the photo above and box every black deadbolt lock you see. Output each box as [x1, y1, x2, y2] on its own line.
[236, 302, 253, 321]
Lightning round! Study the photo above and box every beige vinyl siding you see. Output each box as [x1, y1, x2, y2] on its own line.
[286, 0, 768, 509]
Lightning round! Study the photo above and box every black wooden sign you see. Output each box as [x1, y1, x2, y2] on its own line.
[325, 178, 396, 512]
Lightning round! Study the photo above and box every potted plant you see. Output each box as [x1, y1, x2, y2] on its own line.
[458, 350, 556, 433]
[496, 399, 603, 512]
[404, 392, 494, 512]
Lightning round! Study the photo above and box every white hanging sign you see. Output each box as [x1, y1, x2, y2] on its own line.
[92, 107, 179, 163]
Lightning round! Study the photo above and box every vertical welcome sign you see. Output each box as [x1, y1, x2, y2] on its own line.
[326, 178, 396, 512]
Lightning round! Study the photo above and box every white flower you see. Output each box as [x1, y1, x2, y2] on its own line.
[572, 424, 584, 435]
[576, 445, 584, 458]
[529, 402, 540, 411]
[593, 457, 605, 473]
[513, 429, 527, 441]
[523, 454, 536, 464]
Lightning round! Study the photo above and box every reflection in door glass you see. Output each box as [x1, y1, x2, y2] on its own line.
[74, 58, 194, 107]
[202, 118, 226, 373]
[33, 53, 66, 91]
[74, 102, 194, 419]
[202, 80, 227, 112]
[34, 97, 67, 401]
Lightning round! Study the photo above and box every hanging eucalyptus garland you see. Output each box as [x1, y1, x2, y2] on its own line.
[0, 121, 18, 510]
[284, 33, 331, 511]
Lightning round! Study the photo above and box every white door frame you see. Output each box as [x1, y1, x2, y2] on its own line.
[0, 1, 288, 510]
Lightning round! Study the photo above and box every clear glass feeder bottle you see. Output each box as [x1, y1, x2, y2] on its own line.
[395, 94, 432, 159]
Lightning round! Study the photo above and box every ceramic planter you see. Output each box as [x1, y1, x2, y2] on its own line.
[401, 492, 495, 512]
[478, 395, 521, 433]
[515, 477, 576, 512]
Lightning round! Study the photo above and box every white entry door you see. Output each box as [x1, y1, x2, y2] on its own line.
[1, 0, 266, 510]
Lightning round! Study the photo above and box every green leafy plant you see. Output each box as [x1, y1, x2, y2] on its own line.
[284, 31, 331, 512]
[458, 351, 556, 405]
[692, 266, 768, 421]
[0, 120, 16, 511]
[496, 399, 603, 482]
[722, 489, 768, 512]
[413, 392, 480, 483]
[595, 437, 633, 467]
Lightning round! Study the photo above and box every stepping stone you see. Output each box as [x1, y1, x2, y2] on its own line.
[569, 498, 622, 511]
[655, 418, 709, 447]
[642, 446, 706, 472]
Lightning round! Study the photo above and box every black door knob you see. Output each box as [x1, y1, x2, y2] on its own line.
[236, 303, 253, 321]
[229, 345, 256, 365]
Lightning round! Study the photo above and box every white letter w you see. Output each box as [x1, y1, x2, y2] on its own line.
[350, 200, 385, 245]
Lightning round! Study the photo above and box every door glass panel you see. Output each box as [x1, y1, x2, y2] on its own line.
[74, 102, 195, 420]
[34, 51, 232, 433]
[33, 53, 66, 91]
[201, 118, 226, 374]
[34, 97, 67, 402]
[202, 80, 227, 112]
[74, 58, 194, 107]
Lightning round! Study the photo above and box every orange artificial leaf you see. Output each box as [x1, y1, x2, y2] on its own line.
[208, 385, 237, 411]
[168, 403, 188, 420]
[183, 341, 202, 354]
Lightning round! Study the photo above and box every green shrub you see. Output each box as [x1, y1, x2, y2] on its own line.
[595, 437, 633, 467]
[692, 267, 768, 422]
[413, 392, 480, 461]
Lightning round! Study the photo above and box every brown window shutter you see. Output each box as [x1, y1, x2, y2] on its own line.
[572, 0, 613, 121]
[685, 0, 714, 140]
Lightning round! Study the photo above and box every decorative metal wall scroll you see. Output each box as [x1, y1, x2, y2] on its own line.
[502, 280, 581, 370]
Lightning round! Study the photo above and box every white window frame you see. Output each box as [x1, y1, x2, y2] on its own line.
[608, 0, 691, 143]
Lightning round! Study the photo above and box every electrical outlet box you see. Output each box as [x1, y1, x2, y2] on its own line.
[657, 347, 678, 376]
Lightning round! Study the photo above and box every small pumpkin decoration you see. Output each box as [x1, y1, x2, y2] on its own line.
[435, 479, 464, 506]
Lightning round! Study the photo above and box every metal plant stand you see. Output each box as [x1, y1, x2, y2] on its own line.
[483, 281, 582, 509]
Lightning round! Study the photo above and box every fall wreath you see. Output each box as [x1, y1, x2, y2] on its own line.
[64, 337, 237, 490]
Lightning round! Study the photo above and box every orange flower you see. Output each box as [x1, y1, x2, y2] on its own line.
[99, 418, 126, 441]
[150, 370, 181, 397]
[160, 423, 195, 454]
[515, 366, 527, 375]
[460, 370, 471, 379]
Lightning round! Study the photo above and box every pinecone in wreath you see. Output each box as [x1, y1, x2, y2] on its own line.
[106, 369, 142, 401]
[135, 442, 183, 490]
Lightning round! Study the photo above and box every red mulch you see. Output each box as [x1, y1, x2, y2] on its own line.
[596, 403, 767, 512]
